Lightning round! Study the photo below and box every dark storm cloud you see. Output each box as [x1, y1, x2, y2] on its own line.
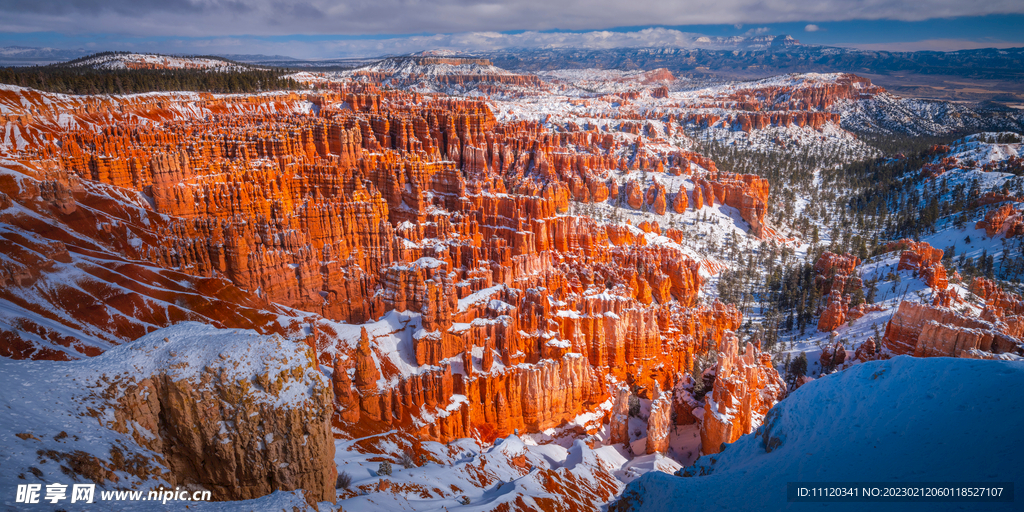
[0, 0, 226, 16]
[1, 0, 1022, 37]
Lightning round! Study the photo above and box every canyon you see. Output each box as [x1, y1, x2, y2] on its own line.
[1, 55, 1022, 511]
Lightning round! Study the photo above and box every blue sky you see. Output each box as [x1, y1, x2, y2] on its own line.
[0, 0, 1022, 59]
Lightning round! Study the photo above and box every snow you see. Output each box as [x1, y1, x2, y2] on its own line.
[333, 433, 623, 512]
[616, 356, 1024, 511]
[457, 284, 506, 313]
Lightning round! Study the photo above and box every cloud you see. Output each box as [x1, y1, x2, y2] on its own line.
[0, 0, 1022, 38]
[1, 27, 803, 60]
[804, 24, 821, 32]
[744, 27, 771, 36]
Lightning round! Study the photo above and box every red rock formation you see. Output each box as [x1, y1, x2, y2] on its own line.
[645, 181, 668, 215]
[672, 184, 688, 213]
[813, 252, 863, 331]
[973, 191, 1021, 207]
[819, 341, 847, 369]
[932, 288, 962, 308]
[0, 78, 770, 457]
[708, 173, 770, 237]
[971, 277, 1024, 339]
[817, 289, 848, 332]
[671, 374, 700, 425]
[333, 357, 361, 423]
[700, 334, 785, 454]
[854, 336, 880, 362]
[814, 252, 860, 292]
[895, 240, 947, 290]
[625, 180, 644, 209]
[976, 204, 1024, 238]
[971, 277, 1024, 316]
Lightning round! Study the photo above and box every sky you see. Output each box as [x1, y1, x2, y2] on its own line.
[0, 0, 1022, 59]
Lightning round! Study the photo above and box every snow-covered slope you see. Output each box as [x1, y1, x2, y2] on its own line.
[836, 94, 1024, 136]
[66, 53, 254, 71]
[350, 56, 515, 78]
[612, 356, 1024, 511]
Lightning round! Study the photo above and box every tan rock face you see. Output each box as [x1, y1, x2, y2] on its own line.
[609, 384, 631, 446]
[101, 324, 336, 505]
[645, 388, 672, 454]
[700, 333, 785, 455]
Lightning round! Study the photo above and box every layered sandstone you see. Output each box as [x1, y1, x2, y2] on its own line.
[883, 301, 1021, 358]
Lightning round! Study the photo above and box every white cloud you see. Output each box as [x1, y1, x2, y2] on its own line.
[805, 24, 821, 32]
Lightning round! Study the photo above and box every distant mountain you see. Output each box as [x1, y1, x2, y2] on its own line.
[219, 35, 801, 70]
[228, 55, 386, 71]
[477, 45, 1024, 80]
[63, 51, 258, 71]
[0, 46, 91, 66]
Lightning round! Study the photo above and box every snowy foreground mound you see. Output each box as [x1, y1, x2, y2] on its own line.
[612, 356, 1024, 511]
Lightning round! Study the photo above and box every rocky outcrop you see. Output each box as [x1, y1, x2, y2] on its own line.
[700, 333, 785, 454]
[976, 204, 1024, 238]
[896, 240, 947, 290]
[883, 301, 1022, 358]
[854, 336, 880, 362]
[814, 252, 861, 294]
[645, 387, 673, 454]
[814, 252, 863, 331]
[819, 341, 847, 369]
[609, 384, 631, 446]
[671, 374, 700, 425]
[707, 174, 770, 237]
[817, 289, 849, 332]
[971, 277, 1024, 339]
[645, 181, 668, 215]
[625, 180, 644, 209]
[672, 184, 689, 213]
[97, 323, 336, 505]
